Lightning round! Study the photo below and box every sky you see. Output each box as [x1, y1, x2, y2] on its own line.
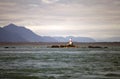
[0, 0, 120, 41]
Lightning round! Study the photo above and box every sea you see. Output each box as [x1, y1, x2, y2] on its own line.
[0, 45, 120, 79]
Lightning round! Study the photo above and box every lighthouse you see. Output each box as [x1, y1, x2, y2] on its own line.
[50, 38, 76, 48]
[68, 38, 73, 46]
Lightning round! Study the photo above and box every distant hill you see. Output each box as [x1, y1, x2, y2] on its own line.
[0, 24, 57, 42]
[103, 37, 120, 42]
[53, 36, 95, 42]
[0, 23, 95, 42]
[0, 27, 27, 42]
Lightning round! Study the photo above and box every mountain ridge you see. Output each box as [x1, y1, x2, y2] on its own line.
[0, 24, 96, 42]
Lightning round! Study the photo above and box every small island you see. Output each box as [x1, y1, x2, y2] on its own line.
[50, 38, 77, 48]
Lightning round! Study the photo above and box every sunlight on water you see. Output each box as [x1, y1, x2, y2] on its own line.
[0, 46, 120, 79]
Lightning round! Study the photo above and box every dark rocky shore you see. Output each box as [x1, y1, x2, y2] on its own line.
[0, 42, 120, 49]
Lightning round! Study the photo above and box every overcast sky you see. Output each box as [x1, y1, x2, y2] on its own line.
[0, 0, 120, 40]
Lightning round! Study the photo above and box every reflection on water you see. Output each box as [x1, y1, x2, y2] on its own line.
[0, 47, 120, 79]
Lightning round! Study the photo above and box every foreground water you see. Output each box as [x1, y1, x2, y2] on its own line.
[0, 46, 120, 79]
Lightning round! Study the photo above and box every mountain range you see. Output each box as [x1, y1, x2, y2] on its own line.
[0, 23, 96, 42]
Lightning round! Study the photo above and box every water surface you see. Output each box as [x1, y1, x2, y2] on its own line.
[0, 46, 120, 79]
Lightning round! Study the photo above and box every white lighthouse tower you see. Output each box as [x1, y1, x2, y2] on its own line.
[68, 38, 73, 46]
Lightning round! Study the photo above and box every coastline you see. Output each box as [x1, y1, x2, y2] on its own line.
[0, 42, 120, 48]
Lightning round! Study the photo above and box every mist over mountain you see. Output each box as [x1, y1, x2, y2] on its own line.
[0, 24, 96, 42]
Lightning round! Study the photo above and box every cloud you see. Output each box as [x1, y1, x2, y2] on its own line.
[41, 0, 59, 4]
[0, 0, 120, 40]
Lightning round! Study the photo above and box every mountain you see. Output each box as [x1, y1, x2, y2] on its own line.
[66, 36, 95, 42]
[0, 27, 27, 42]
[0, 23, 57, 42]
[53, 36, 95, 42]
[0, 23, 95, 42]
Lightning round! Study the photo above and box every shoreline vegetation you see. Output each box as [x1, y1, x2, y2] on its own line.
[0, 42, 120, 48]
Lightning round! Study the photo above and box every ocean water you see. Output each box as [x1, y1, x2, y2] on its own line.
[0, 46, 120, 79]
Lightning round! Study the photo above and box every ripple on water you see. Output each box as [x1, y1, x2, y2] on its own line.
[0, 47, 120, 79]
